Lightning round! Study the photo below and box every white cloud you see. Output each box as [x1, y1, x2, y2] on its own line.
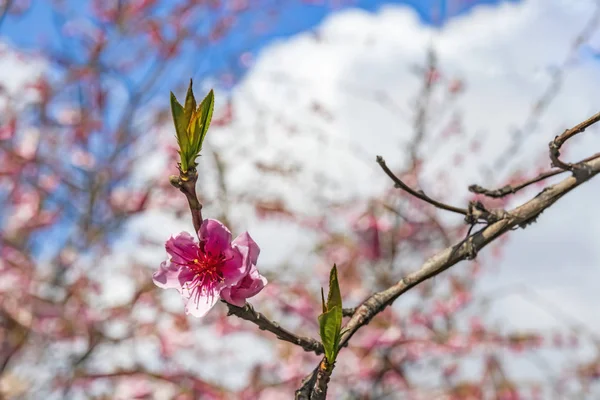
[0, 42, 45, 96]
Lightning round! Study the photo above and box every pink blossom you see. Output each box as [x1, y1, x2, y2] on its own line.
[153, 219, 266, 317]
[220, 234, 267, 307]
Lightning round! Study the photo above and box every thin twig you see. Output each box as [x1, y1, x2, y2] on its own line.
[470, 152, 600, 198]
[170, 167, 203, 233]
[470, 171, 561, 198]
[549, 111, 600, 170]
[376, 156, 469, 216]
[225, 302, 324, 355]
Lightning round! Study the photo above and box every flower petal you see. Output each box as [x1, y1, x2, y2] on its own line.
[198, 219, 233, 256]
[232, 231, 260, 265]
[153, 261, 183, 290]
[177, 268, 196, 289]
[221, 246, 247, 287]
[166, 232, 198, 265]
[184, 287, 221, 318]
[221, 265, 268, 307]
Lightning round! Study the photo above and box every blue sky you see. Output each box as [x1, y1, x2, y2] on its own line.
[1, 0, 519, 86]
[0, 0, 523, 133]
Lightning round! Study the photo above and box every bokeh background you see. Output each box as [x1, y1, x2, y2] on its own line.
[2, 0, 600, 398]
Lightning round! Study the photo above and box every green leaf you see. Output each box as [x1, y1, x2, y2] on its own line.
[317, 264, 344, 364]
[326, 264, 342, 312]
[184, 89, 214, 169]
[194, 89, 215, 152]
[183, 79, 197, 126]
[318, 305, 342, 363]
[170, 80, 215, 172]
[170, 92, 189, 171]
[170, 92, 186, 144]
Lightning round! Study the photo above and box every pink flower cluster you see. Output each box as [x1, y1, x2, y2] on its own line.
[153, 219, 267, 317]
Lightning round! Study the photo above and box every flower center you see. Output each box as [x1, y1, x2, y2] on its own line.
[187, 252, 225, 287]
[180, 248, 233, 311]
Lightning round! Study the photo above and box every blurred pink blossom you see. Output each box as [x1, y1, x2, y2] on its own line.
[359, 326, 403, 349]
[0, 117, 16, 140]
[71, 149, 96, 169]
[15, 128, 39, 159]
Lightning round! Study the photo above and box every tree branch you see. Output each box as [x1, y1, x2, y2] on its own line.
[549, 111, 600, 170]
[470, 152, 600, 198]
[225, 302, 324, 355]
[295, 365, 320, 400]
[311, 359, 333, 400]
[342, 307, 356, 317]
[170, 166, 203, 234]
[339, 153, 600, 348]
[297, 111, 600, 397]
[295, 359, 334, 400]
[376, 156, 469, 216]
